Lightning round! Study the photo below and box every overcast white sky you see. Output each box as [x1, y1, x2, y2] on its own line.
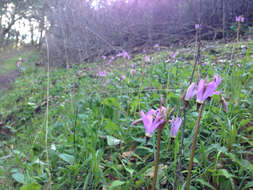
[2, 3, 40, 43]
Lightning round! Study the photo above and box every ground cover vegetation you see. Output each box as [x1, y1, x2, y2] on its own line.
[0, 0, 253, 190]
[0, 38, 252, 189]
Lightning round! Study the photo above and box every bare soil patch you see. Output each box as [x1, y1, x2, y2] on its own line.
[0, 70, 20, 91]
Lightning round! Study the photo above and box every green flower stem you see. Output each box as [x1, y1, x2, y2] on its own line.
[151, 125, 162, 190]
[185, 103, 204, 190]
[152, 107, 176, 190]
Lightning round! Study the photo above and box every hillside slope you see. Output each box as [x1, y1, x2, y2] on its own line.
[0, 41, 252, 190]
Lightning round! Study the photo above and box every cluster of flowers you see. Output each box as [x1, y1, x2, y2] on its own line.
[235, 15, 245, 23]
[185, 75, 222, 104]
[132, 106, 182, 139]
[116, 50, 131, 60]
[132, 74, 223, 140]
[154, 43, 160, 50]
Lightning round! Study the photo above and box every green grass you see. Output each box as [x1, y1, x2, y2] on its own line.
[0, 48, 40, 74]
[0, 40, 252, 190]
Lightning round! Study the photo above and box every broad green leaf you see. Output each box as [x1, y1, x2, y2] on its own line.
[242, 181, 253, 190]
[135, 146, 153, 156]
[12, 172, 25, 184]
[196, 179, 216, 190]
[110, 180, 125, 188]
[239, 119, 250, 128]
[21, 183, 41, 190]
[58, 153, 74, 165]
[106, 135, 122, 146]
[103, 97, 119, 108]
[216, 169, 234, 179]
[105, 120, 119, 136]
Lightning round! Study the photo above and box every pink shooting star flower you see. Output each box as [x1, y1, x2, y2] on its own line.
[132, 109, 165, 138]
[107, 59, 113, 64]
[170, 116, 182, 138]
[213, 74, 222, 88]
[117, 50, 131, 60]
[172, 52, 178, 59]
[98, 71, 107, 77]
[195, 24, 200, 30]
[154, 43, 160, 50]
[145, 55, 151, 62]
[121, 75, 126, 80]
[141, 109, 164, 137]
[236, 15, 245, 23]
[102, 56, 107, 60]
[116, 52, 122, 57]
[130, 69, 135, 76]
[235, 16, 240, 22]
[196, 75, 222, 104]
[154, 43, 159, 48]
[185, 83, 197, 101]
[122, 50, 131, 60]
[240, 16, 245, 22]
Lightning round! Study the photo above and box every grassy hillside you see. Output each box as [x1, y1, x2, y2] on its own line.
[0, 41, 252, 190]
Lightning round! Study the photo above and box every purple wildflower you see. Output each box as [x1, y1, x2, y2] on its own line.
[213, 74, 222, 88]
[240, 16, 245, 22]
[117, 50, 130, 60]
[131, 64, 135, 68]
[116, 52, 122, 57]
[107, 59, 113, 64]
[170, 116, 182, 138]
[154, 43, 159, 48]
[140, 109, 164, 137]
[130, 69, 135, 76]
[154, 43, 160, 50]
[102, 56, 107, 60]
[236, 15, 245, 23]
[122, 50, 131, 60]
[145, 55, 151, 62]
[236, 16, 240, 22]
[172, 52, 178, 59]
[185, 83, 197, 101]
[132, 109, 165, 137]
[195, 24, 200, 30]
[196, 75, 222, 104]
[121, 75, 126, 80]
[98, 71, 107, 77]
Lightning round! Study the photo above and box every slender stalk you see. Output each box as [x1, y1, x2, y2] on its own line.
[237, 22, 241, 42]
[185, 103, 204, 190]
[135, 61, 146, 117]
[173, 105, 186, 190]
[174, 27, 201, 190]
[152, 107, 176, 190]
[222, 0, 225, 40]
[45, 35, 52, 190]
[190, 32, 201, 84]
[73, 106, 78, 161]
[151, 125, 162, 190]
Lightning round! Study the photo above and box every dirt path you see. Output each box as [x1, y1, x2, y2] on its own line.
[0, 47, 36, 92]
[0, 70, 20, 91]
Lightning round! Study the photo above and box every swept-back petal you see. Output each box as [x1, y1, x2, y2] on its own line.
[185, 83, 197, 101]
[197, 79, 205, 103]
[213, 75, 222, 87]
[170, 116, 182, 138]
